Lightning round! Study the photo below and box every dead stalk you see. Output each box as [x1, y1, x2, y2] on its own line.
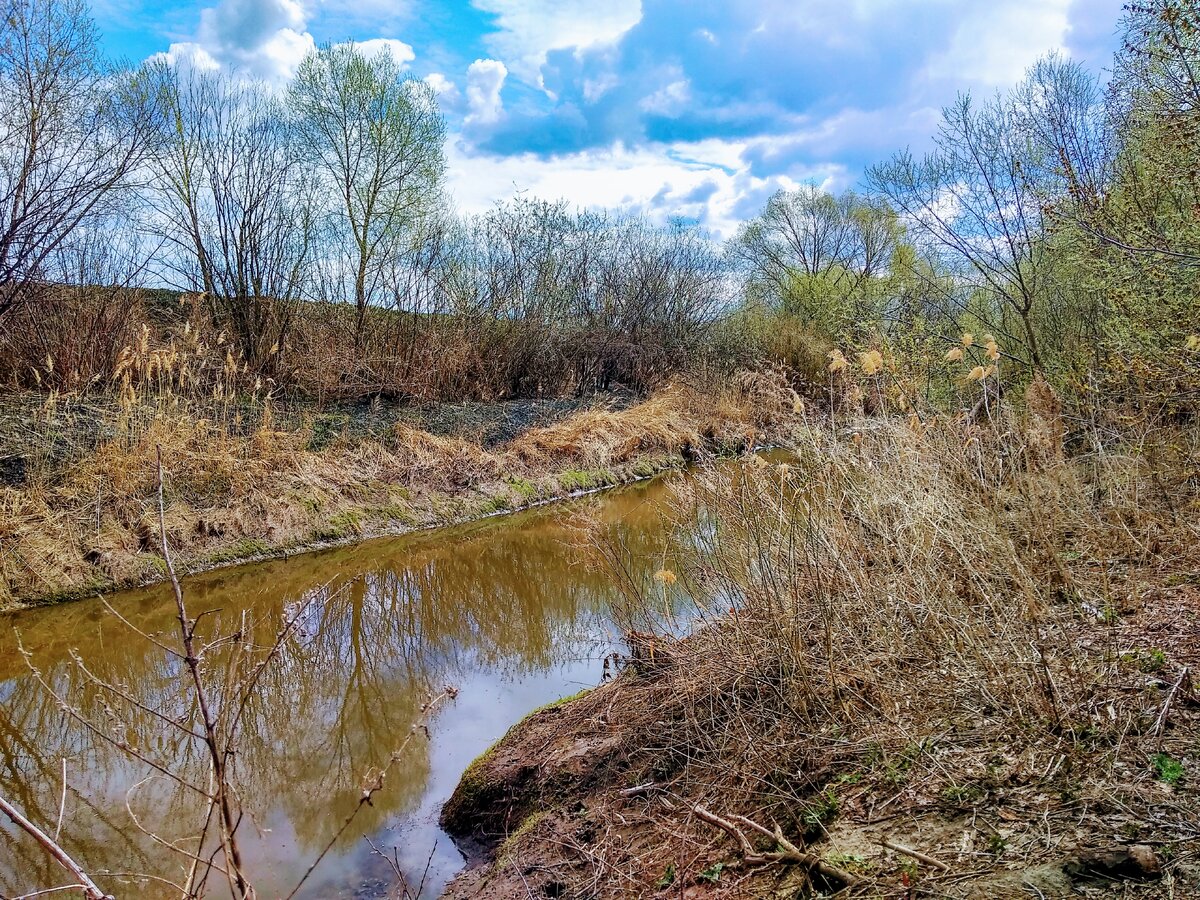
[692, 805, 859, 887]
[0, 793, 112, 900]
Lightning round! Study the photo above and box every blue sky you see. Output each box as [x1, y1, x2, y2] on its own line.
[92, 0, 1125, 237]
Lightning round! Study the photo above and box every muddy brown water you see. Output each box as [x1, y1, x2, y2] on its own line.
[0, 467, 716, 898]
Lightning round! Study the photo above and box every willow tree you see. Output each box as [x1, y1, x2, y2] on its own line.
[289, 44, 446, 349]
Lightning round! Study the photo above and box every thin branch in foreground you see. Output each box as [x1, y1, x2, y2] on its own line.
[285, 685, 459, 900]
[0, 792, 113, 900]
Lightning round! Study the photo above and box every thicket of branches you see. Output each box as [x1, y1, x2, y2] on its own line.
[2, 0, 1195, 413]
[0, 0, 734, 400]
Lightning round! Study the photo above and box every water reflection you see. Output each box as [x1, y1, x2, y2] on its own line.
[0, 473, 691, 898]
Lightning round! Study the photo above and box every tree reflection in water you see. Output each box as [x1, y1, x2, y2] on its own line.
[0, 472, 694, 898]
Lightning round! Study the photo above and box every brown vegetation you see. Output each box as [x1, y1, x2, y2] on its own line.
[0, 370, 801, 610]
[440, 397, 1200, 898]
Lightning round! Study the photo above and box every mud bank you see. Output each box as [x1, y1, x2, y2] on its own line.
[438, 646, 1189, 900]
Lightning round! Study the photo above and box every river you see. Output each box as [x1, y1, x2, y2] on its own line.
[0, 469, 701, 898]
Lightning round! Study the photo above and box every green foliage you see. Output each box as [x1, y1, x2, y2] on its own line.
[1153, 753, 1185, 786]
[730, 186, 901, 344]
[801, 788, 840, 833]
[654, 863, 676, 889]
[1120, 647, 1168, 673]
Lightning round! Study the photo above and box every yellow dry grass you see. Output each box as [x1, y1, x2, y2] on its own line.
[0, 371, 800, 609]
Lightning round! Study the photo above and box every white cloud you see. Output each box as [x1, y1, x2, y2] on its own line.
[152, 0, 424, 85]
[444, 138, 845, 240]
[351, 38, 416, 68]
[581, 71, 620, 103]
[145, 0, 312, 83]
[923, 0, 1073, 86]
[473, 0, 643, 86]
[425, 72, 462, 107]
[150, 41, 223, 74]
[639, 78, 691, 116]
[465, 59, 509, 126]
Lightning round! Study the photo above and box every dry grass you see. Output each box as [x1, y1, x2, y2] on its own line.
[508, 371, 799, 470]
[0, 370, 801, 609]
[446, 390, 1200, 898]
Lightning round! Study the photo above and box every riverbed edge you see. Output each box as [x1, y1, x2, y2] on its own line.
[1, 450, 697, 613]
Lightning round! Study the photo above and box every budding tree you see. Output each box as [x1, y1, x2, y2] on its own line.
[289, 43, 446, 348]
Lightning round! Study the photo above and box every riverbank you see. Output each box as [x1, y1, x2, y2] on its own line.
[0, 372, 801, 610]
[437, 405, 1200, 898]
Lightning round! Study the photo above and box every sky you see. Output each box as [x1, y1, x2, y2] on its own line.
[91, 0, 1126, 239]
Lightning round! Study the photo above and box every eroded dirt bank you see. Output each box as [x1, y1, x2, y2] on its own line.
[440, 597, 1200, 899]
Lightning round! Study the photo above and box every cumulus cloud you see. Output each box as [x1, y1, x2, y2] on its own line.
[444, 137, 845, 239]
[152, 0, 422, 85]
[639, 76, 690, 116]
[425, 72, 463, 110]
[132, 0, 1125, 237]
[149, 41, 223, 74]
[465, 59, 509, 125]
[473, 0, 643, 86]
[195, 0, 313, 81]
[351, 38, 416, 68]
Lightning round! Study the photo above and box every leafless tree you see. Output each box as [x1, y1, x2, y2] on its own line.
[290, 43, 446, 350]
[868, 92, 1057, 369]
[147, 66, 316, 372]
[0, 0, 162, 322]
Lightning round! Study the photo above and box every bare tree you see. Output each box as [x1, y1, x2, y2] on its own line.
[290, 43, 445, 349]
[0, 0, 162, 322]
[868, 93, 1056, 370]
[148, 66, 316, 371]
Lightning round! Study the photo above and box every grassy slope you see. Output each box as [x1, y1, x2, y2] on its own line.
[0, 374, 800, 610]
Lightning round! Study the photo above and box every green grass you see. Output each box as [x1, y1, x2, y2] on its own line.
[558, 468, 617, 492]
[315, 510, 363, 541]
[1153, 753, 1185, 786]
[528, 687, 592, 717]
[205, 537, 271, 566]
[504, 475, 539, 503]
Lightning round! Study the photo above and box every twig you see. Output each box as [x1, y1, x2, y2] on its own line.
[618, 781, 658, 798]
[692, 805, 859, 887]
[1151, 666, 1190, 747]
[881, 838, 952, 872]
[54, 758, 67, 843]
[284, 685, 459, 900]
[0, 792, 112, 900]
[157, 445, 253, 899]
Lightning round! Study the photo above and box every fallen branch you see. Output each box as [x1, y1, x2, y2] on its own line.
[0, 792, 112, 900]
[692, 805, 859, 887]
[1151, 666, 1190, 747]
[881, 838, 951, 872]
[618, 781, 658, 798]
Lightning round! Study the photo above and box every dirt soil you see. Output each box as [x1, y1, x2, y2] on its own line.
[438, 576, 1200, 899]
